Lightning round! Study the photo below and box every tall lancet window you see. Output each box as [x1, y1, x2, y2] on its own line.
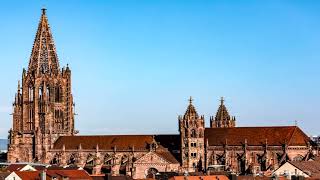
[55, 85, 62, 102]
[39, 85, 43, 100]
[28, 86, 34, 102]
[46, 85, 50, 101]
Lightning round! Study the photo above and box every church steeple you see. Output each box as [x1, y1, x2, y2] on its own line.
[8, 9, 74, 163]
[183, 96, 199, 119]
[210, 97, 236, 128]
[27, 8, 60, 75]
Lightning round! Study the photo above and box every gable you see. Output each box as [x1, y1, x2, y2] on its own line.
[134, 152, 170, 165]
[20, 165, 36, 171]
[5, 172, 22, 180]
[274, 162, 310, 177]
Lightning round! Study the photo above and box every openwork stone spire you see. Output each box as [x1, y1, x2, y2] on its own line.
[27, 8, 60, 75]
[210, 97, 236, 128]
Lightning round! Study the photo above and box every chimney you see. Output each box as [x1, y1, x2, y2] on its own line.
[40, 170, 46, 180]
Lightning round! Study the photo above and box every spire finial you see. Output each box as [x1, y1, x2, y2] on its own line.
[41, 7, 47, 15]
[220, 97, 224, 105]
[189, 96, 193, 104]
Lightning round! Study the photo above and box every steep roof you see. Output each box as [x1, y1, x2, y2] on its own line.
[205, 126, 311, 146]
[183, 97, 199, 119]
[53, 135, 155, 150]
[214, 97, 233, 121]
[27, 8, 60, 75]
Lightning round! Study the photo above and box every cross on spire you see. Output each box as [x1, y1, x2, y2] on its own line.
[220, 97, 224, 105]
[41, 7, 47, 14]
[189, 96, 193, 104]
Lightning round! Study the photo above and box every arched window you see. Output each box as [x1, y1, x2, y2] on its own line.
[199, 130, 203, 138]
[46, 85, 50, 101]
[191, 129, 196, 138]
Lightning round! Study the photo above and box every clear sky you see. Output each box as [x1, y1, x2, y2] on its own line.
[0, 0, 319, 138]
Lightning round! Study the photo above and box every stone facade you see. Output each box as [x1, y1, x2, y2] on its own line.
[7, 8, 75, 163]
[7, 9, 318, 179]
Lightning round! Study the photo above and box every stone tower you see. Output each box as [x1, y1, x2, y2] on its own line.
[210, 97, 236, 128]
[8, 9, 75, 163]
[179, 97, 205, 172]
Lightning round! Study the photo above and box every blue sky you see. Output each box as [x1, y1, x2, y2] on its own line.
[0, 0, 319, 138]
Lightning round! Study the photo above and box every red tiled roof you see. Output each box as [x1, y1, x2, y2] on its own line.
[169, 175, 229, 180]
[6, 164, 26, 172]
[205, 126, 311, 146]
[47, 170, 92, 180]
[14, 171, 42, 180]
[290, 161, 320, 178]
[53, 135, 154, 150]
[6, 164, 45, 172]
[14, 170, 92, 180]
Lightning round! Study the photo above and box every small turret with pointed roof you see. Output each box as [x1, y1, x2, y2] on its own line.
[183, 96, 199, 119]
[210, 97, 236, 128]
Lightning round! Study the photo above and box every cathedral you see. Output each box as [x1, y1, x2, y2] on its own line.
[7, 9, 317, 179]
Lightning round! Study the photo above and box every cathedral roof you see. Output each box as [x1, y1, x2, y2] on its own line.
[53, 135, 154, 150]
[183, 97, 199, 119]
[27, 8, 60, 75]
[205, 126, 311, 146]
[214, 97, 232, 121]
[53, 134, 180, 151]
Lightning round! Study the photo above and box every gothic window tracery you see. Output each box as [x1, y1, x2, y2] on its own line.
[28, 86, 34, 102]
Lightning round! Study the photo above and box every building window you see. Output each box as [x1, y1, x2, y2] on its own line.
[191, 153, 197, 158]
[191, 129, 196, 138]
[191, 143, 197, 147]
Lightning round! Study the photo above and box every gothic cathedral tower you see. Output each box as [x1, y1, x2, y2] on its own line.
[8, 9, 75, 163]
[179, 97, 205, 172]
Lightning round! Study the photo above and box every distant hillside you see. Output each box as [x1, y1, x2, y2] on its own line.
[0, 139, 8, 151]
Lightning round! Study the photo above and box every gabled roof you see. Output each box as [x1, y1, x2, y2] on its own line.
[27, 8, 60, 75]
[13, 170, 92, 180]
[289, 160, 320, 178]
[6, 164, 45, 172]
[134, 150, 178, 165]
[53, 135, 154, 150]
[155, 151, 180, 164]
[205, 126, 311, 146]
[14, 171, 41, 180]
[46, 170, 92, 180]
[169, 175, 229, 180]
